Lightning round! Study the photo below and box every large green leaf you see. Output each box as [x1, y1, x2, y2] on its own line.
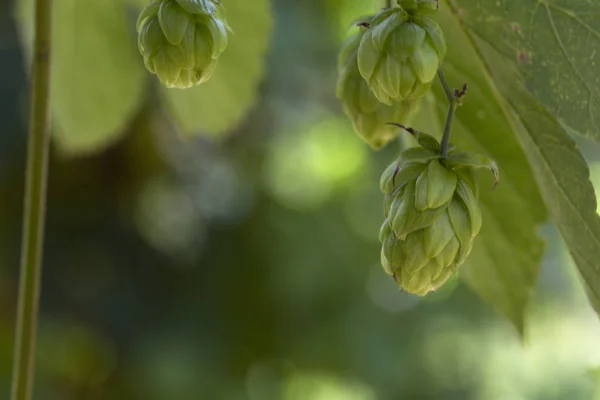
[16, 0, 146, 155]
[161, 0, 273, 137]
[447, 0, 600, 314]
[411, 7, 547, 335]
[449, 1, 600, 142]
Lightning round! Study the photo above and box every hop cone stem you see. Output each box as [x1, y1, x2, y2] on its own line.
[437, 69, 466, 158]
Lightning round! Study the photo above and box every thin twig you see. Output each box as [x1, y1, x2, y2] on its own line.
[11, 0, 52, 398]
[440, 102, 457, 158]
[437, 70, 467, 158]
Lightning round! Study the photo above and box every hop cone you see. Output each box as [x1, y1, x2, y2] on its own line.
[137, 0, 228, 89]
[379, 128, 499, 295]
[337, 20, 420, 149]
[357, 2, 446, 105]
[399, 0, 441, 15]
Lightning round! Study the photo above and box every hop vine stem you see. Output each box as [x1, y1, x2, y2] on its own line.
[438, 69, 466, 158]
[11, 0, 52, 398]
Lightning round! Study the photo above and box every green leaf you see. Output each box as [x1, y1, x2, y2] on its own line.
[412, 5, 548, 335]
[16, 0, 147, 155]
[444, 0, 600, 319]
[471, 34, 600, 314]
[448, 0, 600, 142]
[162, 0, 273, 137]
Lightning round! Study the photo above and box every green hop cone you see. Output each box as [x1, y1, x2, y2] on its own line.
[137, 0, 228, 89]
[337, 20, 421, 149]
[399, 0, 440, 15]
[379, 128, 499, 295]
[357, 3, 446, 105]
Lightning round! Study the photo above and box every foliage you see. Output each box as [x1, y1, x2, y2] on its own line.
[445, 0, 600, 328]
[12, 0, 600, 333]
[16, 0, 146, 154]
[162, 0, 273, 136]
[16, 0, 273, 152]
[421, 3, 548, 334]
[6, 0, 600, 397]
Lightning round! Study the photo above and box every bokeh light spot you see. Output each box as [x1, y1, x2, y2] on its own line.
[283, 371, 377, 400]
[134, 175, 206, 261]
[264, 116, 368, 211]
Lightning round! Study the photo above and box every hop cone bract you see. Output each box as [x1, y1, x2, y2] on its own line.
[337, 20, 420, 149]
[137, 0, 228, 89]
[357, 3, 446, 105]
[379, 129, 498, 295]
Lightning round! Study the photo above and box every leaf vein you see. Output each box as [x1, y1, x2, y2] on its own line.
[544, 4, 600, 101]
[515, 108, 600, 252]
[547, 3, 600, 42]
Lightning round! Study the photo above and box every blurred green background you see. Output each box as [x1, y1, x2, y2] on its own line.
[2, 0, 600, 399]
